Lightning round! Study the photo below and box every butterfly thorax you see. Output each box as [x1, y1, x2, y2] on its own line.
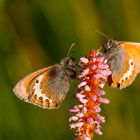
[60, 56, 77, 79]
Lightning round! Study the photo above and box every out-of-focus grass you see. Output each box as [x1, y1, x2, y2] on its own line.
[0, 0, 140, 140]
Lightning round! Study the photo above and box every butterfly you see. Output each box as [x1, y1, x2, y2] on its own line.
[102, 39, 140, 89]
[13, 45, 77, 109]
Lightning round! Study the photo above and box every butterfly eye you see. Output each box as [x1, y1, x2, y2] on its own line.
[36, 80, 39, 83]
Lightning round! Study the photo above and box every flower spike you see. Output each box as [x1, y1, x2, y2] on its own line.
[69, 50, 111, 140]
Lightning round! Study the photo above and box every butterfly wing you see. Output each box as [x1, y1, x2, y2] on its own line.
[13, 66, 54, 102]
[13, 64, 71, 109]
[121, 42, 140, 71]
[106, 41, 139, 89]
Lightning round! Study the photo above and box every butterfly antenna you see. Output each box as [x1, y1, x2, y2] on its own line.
[95, 29, 110, 40]
[67, 42, 76, 56]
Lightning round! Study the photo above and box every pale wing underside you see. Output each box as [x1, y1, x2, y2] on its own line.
[121, 42, 140, 72]
[13, 66, 54, 102]
[13, 64, 71, 109]
[28, 66, 71, 109]
[13, 65, 60, 109]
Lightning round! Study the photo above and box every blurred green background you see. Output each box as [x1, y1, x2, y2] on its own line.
[1, 0, 140, 140]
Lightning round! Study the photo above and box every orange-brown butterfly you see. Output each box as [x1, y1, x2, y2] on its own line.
[13, 44, 77, 109]
[100, 33, 140, 89]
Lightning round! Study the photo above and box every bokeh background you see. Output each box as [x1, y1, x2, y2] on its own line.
[1, 0, 140, 140]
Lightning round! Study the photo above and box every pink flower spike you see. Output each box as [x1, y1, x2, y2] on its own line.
[92, 57, 97, 62]
[82, 107, 87, 114]
[69, 107, 80, 112]
[91, 96, 97, 101]
[87, 117, 94, 124]
[104, 59, 107, 63]
[77, 81, 87, 88]
[76, 113, 84, 118]
[94, 128, 103, 135]
[69, 123, 77, 129]
[77, 105, 84, 108]
[93, 106, 101, 113]
[96, 90, 105, 96]
[80, 57, 89, 64]
[79, 98, 88, 104]
[69, 50, 111, 140]
[97, 69, 111, 77]
[75, 122, 84, 128]
[98, 64, 109, 69]
[99, 83, 105, 88]
[96, 57, 104, 63]
[96, 114, 105, 123]
[75, 93, 86, 99]
[93, 74, 103, 80]
[85, 85, 91, 91]
[79, 68, 90, 78]
[84, 136, 91, 140]
[90, 65, 97, 70]
[98, 97, 110, 104]
[69, 116, 79, 122]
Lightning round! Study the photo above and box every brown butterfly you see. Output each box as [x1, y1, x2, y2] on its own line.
[100, 32, 140, 89]
[13, 44, 77, 109]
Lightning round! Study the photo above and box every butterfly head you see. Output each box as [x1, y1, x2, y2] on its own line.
[60, 56, 77, 79]
[103, 39, 117, 53]
[60, 56, 76, 67]
[95, 30, 118, 52]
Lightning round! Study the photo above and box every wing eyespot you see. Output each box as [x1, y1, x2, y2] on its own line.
[36, 80, 39, 83]
[39, 97, 43, 100]
[34, 94, 37, 98]
[125, 77, 128, 80]
[130, 61, 134, 65]
[45, 99, 49, 102]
